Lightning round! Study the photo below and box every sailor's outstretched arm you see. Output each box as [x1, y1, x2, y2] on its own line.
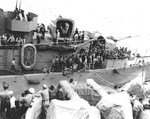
[59, 80, 79, 100]
[86, 79, 109, 98]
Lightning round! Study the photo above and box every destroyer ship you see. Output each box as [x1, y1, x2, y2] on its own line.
[0, 2, 150, 119]
[0, 7, 132, 75]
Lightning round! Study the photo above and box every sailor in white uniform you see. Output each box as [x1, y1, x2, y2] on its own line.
[39, 84, 49, 118]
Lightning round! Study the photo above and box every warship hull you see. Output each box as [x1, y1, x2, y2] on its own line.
[0, 64, 148, 98]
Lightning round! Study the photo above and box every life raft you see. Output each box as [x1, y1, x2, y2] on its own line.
[21, 44, 37, 70]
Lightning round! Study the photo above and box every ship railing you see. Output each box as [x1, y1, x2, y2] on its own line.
[41, 61, 106, 74]
[55, 38, 92, 47]
[0, 40, 24, 47]
[69, 40, 84, 45]
[56, 39, 84, 45]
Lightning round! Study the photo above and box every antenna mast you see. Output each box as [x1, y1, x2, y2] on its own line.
[19, 1, 21, 11]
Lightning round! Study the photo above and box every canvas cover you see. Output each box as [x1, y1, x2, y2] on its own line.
[142, 82, 150, 97]
[86, 79, 133, 119]
[74, 83, 101, 106]
[145, 65, 150, 82]
[119, 72, 150, 98]
[123, 82, 145, 99]
[46, 98, 100, 119]
[125, 82, 150, 98]
[96, 91, 133, 119]
[119, 72, 145, 99]
[114, 73, 150, 119]
[138, 110, 150, 119]
[74, 83, 116, 106]
[25, 95, 43, 119]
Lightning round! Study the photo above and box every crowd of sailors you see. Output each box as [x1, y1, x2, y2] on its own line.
[0, 23, 46, 46]
[1, 77, 150, 119]
[105, 46, 131, 59]
[0, 79, 74, 119]
[33, 24, 85, 45]
[0, 34, 25, 46]
[50, 40, 131, 72]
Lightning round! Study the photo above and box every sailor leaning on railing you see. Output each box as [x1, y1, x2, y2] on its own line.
[0, 33, 26, 46]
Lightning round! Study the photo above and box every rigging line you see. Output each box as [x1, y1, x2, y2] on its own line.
[140, 107, 150, 119]
[94, 74, 113, 87]
[119, 66, 146, 77]
[118, 74, 143, 77]
[0, 66, 29, 80]
[117, 69, 143, 77]
[91, 66, 142, 75]
[1, 66, 50, 83]
[89, 70, 142, 77]
[92, 70, 138, 75]
[1, 66, 20, 75]
[90, 70, 114, 87]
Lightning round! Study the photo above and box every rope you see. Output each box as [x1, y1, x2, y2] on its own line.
[140, 107, 150, 118]
[0, 66, 50, 83]
[1, 66, 20, 75]
[115, 67, 143, 77]
[90, 70, 114, 87]
[0, 66, 29, 81]
[119, 74, 143, 77]
[88, 65, 145, 89]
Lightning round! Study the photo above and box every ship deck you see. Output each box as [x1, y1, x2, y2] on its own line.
[0, 31, 77, 50]
[33, 32, 80, 50]
[0, 64, 148, 99]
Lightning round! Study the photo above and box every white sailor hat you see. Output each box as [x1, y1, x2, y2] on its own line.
[3, 82, 9, 89]
[29, 87, 35, 94]
[43, 84, 48, 89]
[9, 91, 13, 95]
